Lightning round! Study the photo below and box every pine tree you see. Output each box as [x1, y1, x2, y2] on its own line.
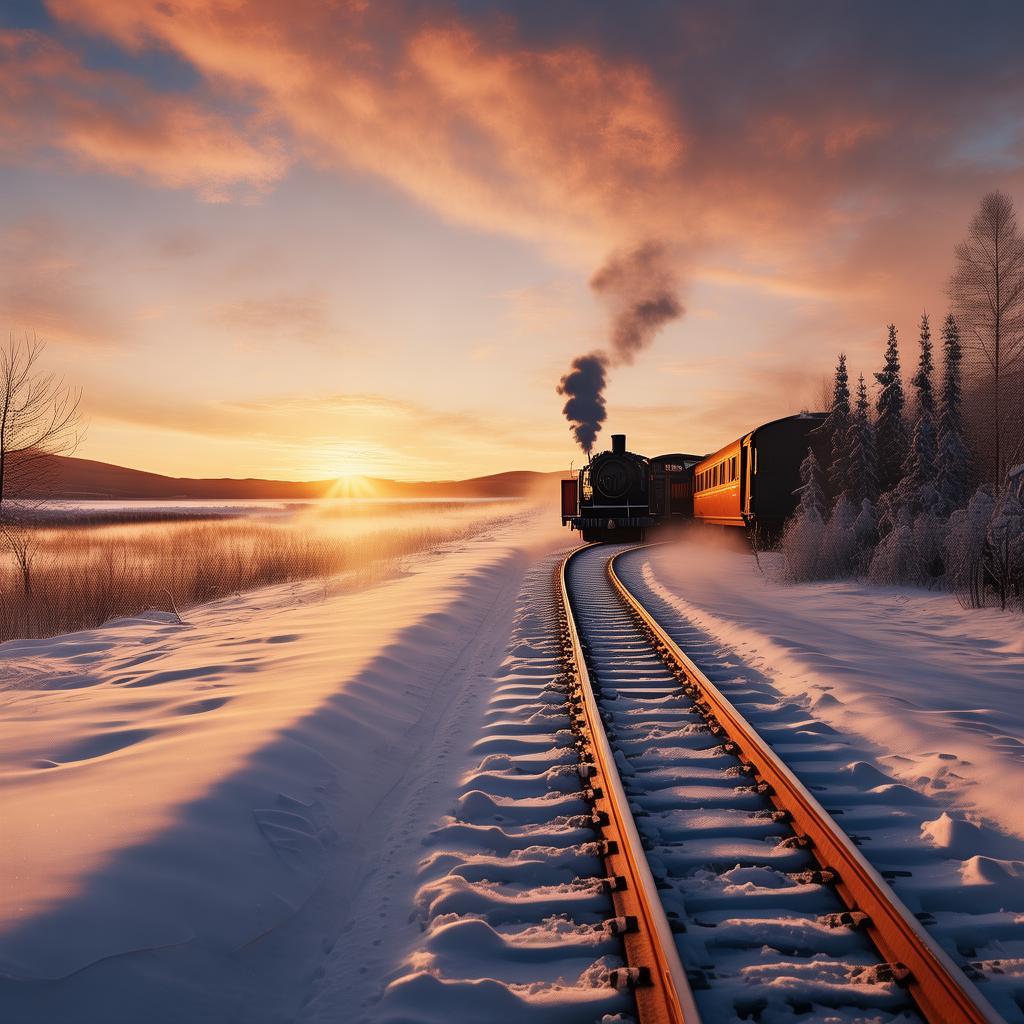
[818, 353, 851, 502]
[820, 494, 857, 578]
[900, 314, 938, 511]
[796, 447, 826, 517]
[781, 447, 826, 581]
[936, 314, 970, 512]
[911, 312, 936, 418]
[846, 373, 878, 505]
[852, 498, 877, 575]
[874, 324, 907, 495]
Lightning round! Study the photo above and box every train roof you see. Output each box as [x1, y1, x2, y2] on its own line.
[649, 452, 704, 465]
[696, 412, 827, 466]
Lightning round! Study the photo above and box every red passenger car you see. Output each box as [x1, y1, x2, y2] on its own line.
[692, 413, 827, 536]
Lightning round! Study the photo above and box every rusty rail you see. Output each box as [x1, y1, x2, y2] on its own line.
[559, 546, 702, 1024]
[607, 546, 1003, 1024]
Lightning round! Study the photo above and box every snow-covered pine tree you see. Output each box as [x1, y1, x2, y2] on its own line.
[899, 313, 938, 512]
[874, 324, 907, 496]
[817, 353, 851, 503]
[820, 494, 857, 578]
[852, 498, 877, 575]
[780, 447, 826, 581]
[797, 446, 826, 517]
[846, 373, 878, 505]
[911, 483, 946, 588]
[868, 504, 915, 584]
[945, 485, 996, 607]
[936, 314, 970, 513]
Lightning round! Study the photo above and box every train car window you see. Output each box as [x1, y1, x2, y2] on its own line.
[730, 456, 737, 481]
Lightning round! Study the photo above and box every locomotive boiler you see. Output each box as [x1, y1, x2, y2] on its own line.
[561, 434, 701, 543]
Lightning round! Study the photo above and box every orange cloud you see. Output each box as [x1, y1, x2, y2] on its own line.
[43, 2, 687, 253]
[0, 30, 288, 201]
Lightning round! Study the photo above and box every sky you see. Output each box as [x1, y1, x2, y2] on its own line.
[2, 1, 1024, 481]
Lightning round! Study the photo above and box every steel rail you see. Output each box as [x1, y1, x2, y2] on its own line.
[607, 546, 1004, 1024]
[559, 546, 703, 1024]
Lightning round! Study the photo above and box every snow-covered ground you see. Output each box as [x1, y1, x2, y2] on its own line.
[634, 532, 1024, 841]
[3, 513, 1023, 1022]
[0, 506, 564, 1023]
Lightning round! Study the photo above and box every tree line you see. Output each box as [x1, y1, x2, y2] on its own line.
[782, 191, 1024, 611]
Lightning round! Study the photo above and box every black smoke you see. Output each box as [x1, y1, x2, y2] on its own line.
[557, 240, 684, 454]
[556, 353, 609, 455]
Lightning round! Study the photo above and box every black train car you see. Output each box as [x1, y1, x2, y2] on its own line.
[649, 453, 703, 520]
[692, 412, 827, 536]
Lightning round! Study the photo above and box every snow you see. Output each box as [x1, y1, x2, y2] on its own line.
[617, 533, 1024, 1021]
[0, 507, 563, 1022]
[633, 532, 1024, 841]
[4, 511, 1024, 1022]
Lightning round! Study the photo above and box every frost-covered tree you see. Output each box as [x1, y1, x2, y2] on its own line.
[817, 353, 851, 502]
[780, 448, 826, 581]
[796, 446, 826, 517]
[868, 505, 915, 584]
[911, 483, 946, 588]
[936, 314, 970, 512]
[874, 324, 907, 496]
[819, 494, 857, 578]
[945, 485, 997, 608]
[852, 498, 877, 575]
[900, 314, 938, 511]
[987, 484, 1024, 610]
[846, 373, 878, 505]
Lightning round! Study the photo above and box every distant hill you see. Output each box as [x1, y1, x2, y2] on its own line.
[23, 453, 560, 501]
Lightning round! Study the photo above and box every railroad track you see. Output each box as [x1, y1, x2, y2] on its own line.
[560, 541, 1003, 1024]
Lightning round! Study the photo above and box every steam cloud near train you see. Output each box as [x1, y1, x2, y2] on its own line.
[557, 240, 684, 454]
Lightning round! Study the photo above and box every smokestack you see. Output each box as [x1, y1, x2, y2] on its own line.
[611, 434, 626, 454]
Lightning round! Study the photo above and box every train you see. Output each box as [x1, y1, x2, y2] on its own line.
[560, 413, 827, 542]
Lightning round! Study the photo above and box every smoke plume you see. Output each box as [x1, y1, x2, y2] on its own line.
[557, 240, 684, 453]
[557, 353, 608, 455]
[590, 240, 684, 365]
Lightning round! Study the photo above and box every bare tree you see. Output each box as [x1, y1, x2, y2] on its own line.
[0, 335, 82, 635]
[0, 334, 83, 518]
[949, 191, 1024, 486]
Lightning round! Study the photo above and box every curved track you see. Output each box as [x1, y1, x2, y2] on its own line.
[560, 542, 1002, 1024]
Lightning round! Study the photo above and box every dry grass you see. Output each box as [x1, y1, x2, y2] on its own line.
[0, 500, 526, 641]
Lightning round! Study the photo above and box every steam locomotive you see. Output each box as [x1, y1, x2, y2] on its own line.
[560, 414, 826, 542]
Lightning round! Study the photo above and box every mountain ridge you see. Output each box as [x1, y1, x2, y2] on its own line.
[28, 453, 562, 500]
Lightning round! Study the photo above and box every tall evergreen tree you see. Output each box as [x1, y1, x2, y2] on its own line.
[818, 353, 851, 502]
[796, 447, 826, 517]
[911, 312, 936, 418]
[874, 324, 907, 494]
[781, 447, 826, 581]
[846, 373, 878, 504]
[901, 313, 938, 506]
[936, 314, 970, 511]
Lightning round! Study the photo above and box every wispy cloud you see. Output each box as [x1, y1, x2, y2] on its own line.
[209, 291, 337, 347]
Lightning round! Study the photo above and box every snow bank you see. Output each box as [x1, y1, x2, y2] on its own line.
[636, 533, 1024, 841]
[0, 509, 563, 1022]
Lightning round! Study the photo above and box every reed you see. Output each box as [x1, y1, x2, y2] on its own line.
[0, 501, 524, 641]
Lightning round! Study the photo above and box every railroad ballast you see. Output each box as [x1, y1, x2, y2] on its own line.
[561, 413, 827, 542]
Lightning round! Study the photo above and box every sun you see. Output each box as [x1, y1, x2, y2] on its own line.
[325, 473, 378, 498]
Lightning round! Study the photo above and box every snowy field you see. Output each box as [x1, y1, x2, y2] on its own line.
[2, 515, 1023, 1022]
[633, 532, 1024, 841]
[0, 505, 565, 1022]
